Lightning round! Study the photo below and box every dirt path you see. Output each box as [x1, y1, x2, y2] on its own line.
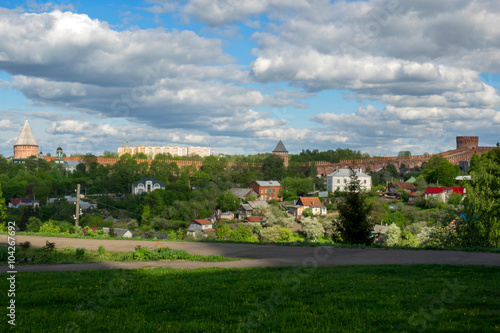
[2, 235, 499, 273]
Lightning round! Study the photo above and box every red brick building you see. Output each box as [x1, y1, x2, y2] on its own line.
[248, 180, 282, 201]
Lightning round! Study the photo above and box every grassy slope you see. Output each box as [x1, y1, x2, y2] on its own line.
[2, 265, 499, 332]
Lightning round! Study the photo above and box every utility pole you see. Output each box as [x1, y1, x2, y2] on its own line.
[75, 184, 81, 230]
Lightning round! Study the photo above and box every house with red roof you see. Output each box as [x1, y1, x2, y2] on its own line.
[424, 187, 466, 202]
[294, 197, 327, 216]
[241, 216, 263, 224]
[187, 219, 215, 237]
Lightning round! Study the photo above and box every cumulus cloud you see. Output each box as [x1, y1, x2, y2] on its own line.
[0, 119, 13, 129]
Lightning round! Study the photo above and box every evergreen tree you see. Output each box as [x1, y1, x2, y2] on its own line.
[337, 168, 374, 245]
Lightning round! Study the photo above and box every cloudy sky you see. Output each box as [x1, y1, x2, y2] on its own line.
[1, 0, 499, 157]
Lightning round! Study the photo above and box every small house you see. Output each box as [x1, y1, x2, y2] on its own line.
[187, 219, 215, 237]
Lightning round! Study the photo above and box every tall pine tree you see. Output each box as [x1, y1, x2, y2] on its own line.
[337, 167, 374, 245]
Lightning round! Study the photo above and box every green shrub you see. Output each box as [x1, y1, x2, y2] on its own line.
[400, 231, 418, 247]
[75, 248, 85, 257]
[26, 217, 43, 232]
[39, 221, 61, 233]
[98, 245, 105, 255]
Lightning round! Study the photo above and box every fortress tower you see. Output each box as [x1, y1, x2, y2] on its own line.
[14, 120, 39, 159]
[456, 136, 479, 150]
[272, 140, 289, 167]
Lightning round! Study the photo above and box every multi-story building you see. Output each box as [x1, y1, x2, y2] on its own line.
[326, 169, 372, 192]
[118, 144, 212, 159]
[248, 180, 282, 201]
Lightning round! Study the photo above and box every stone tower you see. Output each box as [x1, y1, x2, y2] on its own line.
[14, 120, 39, 159]
[272, 140, 289, 167]
[456, 136, 479, 150]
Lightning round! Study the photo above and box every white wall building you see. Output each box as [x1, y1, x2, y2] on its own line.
[118, 145, 212, 159]
[327, 169, 372, 192]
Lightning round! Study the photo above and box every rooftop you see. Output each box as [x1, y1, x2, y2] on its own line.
[272, 140, 288, 153]
[14, 120, 38, 146]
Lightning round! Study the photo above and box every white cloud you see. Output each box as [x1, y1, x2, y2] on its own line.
[0, 119, 13, 129]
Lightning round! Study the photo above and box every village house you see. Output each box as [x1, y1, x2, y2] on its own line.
[289, 197, 327, 216]
[248, 180, 282, 201]
[424, 187, 466, 202]
[387, 182, 416, 194]
[237, 200, 270, 219]
[230, 188, 259, 201]
[102, 227, 133, 238]
[241, 216, 263, 225]
[186, 219, 215, 237]
[9, 198, 40, 209]
[326, 169, 372, 192]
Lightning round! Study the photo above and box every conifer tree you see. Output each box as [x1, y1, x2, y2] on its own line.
[337, 167, 374, 245]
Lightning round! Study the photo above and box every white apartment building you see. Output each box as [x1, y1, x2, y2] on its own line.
[326, 169, 372, 192]
[118, 145, 212, 159]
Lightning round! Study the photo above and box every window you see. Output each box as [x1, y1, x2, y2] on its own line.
[364, 180, 367, 184]
[273, 189, 276, 193]
[344, 179, 347, 184]
[265, 189, 267, 193]
[337, 179, 340, 184]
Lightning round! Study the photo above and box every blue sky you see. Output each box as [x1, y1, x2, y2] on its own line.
[0, 0, 499, 157]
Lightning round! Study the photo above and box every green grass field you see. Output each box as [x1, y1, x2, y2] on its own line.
[2, 265, 499, 332]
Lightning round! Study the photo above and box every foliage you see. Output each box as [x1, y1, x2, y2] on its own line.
[400, 231, 419, 247]
[263, 206, 294, 228]
[26, 217, 43, 232]
[301, 217, 325, 241]
[383, 223, 401, 246]
[262, 154, 285, 180]
[80, 214, 105, 228]
[43, 241, 56, 253]
[84, 226, 104, 237]
[214, 222, 232, 240]
[422, 155, 459, 186]
[459, 149, 500, 248]
[216, 190, 240, 212]
[39, 220, 61, 234]
[75, 248, 86, 257]
[98, 245, 106, 255]
[230, 225, 255, 242]
[447, 194, 462, 206]
[259, 225, 292, 242]
[337, 168, 374, 245]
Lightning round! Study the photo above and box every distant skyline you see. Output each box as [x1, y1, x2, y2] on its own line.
[0, 0, 499, 157]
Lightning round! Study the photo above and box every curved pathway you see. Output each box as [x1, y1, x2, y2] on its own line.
[2, 235, 499, 272]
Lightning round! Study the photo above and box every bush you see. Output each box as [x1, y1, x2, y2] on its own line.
[301, 217, 325, 241]
[98, 245, 105, 255]
[448, 194, 462, 206]
[43, 241, 56, 253]
[39, 221, 61, 234]
[384, 223, 401, 246]
[259, 225, 283, 242]
[400, 231, 418, 247]
[84, 226, 104, 237]
[75, 248, 85, 257]
[279, 227, 293, 242]
[230, 225, 254, 242]
[26, 217, 43, 232]
[80, 215, 105, 228]
[20, 241, 31, 253]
